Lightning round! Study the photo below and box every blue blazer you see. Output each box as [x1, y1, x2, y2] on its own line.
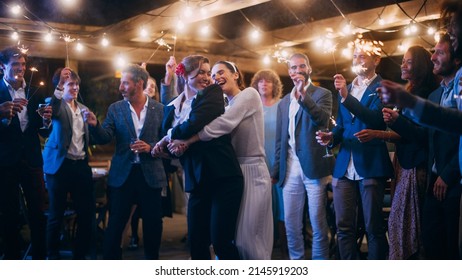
[0, 80, 48, 167]
[42, 94, 92, 174]
[162, 84, 242, 192]
[272, 84, 334, 186]
[331, 75, 394, 179]
[90, 98, 167, 189]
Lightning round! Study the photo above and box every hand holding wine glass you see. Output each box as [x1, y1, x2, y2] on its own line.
[130, 137, 141, 164]
[316, 128, 333, 158]
[36, 97, 52, 129]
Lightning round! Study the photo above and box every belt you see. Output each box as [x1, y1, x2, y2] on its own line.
[65, 155, 86, 161]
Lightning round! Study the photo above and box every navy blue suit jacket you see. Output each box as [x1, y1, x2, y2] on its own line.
[426, 87, 461, 197]
[90, 97, 167, 189]
[272, 84, 334, 186]
[0, 80, 47, 167]
[331, 75, 394, 179]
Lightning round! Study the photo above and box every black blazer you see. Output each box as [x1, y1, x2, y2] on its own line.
[162, 84, 242, 192]
[389, 110, 428, 169]
[427, 87, 461, 197]
[0, 80, 48, 167]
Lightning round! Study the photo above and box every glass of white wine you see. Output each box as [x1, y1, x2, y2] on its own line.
[36, 102, 51, 129]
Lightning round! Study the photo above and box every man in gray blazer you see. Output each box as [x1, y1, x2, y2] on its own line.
[85, 64, 166, 259]
[43, 68, 95, 259]
[272, 53, 334, 260]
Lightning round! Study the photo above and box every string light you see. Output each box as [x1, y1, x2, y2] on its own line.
[11, 4, 21, 15]
[61, 0, 78, 7]
[115, 54, 126, 68]
[1, 1, 441, 71]
[140, 27, 149, 38]
[200, 25, 210, 36]
[11, 31, 19, 40]
[44, 31, 53, 42]
[101, 34, 109, 47]
[76, 41, 84, 52]
[250, 29, 260, 40]
[263, 55, 271, 65]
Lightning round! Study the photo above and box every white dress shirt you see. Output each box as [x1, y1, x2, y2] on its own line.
[65, 102, 86, 160]
[167, 92, 195, 139]
[343, 74, 377, 181]
[287, 83, 310, 161]
[4, 78, 28, 131]
[128, 95, 149, 139]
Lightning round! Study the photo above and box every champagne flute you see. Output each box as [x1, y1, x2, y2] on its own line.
[319, 128, 333, 158]
[130, 137, 141, 164]
[36, 98, 51, 129]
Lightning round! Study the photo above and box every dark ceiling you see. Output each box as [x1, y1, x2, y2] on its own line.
[0, 0, 441, 77]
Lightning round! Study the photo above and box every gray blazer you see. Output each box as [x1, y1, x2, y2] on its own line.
[272, 83, 334, 187]
[42, 95, 91, 175]
[90, 98, 167, 189]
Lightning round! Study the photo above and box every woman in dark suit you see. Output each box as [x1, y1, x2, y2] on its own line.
[153, 55, 243, 260]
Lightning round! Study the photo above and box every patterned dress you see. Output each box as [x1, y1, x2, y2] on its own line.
[388, 157, 427, 260]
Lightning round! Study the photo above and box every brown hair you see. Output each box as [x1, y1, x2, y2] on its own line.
[404, 45, 440, 99]
[122, 63, 149, 90]
[250, 69, 283, 99]
[0, 46, 27, 65]
[214, 61, 246, 90]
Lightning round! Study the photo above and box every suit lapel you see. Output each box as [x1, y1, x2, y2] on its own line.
[76, 102, 90, 148]
[162, 105, 175, 133]
[121, 101, 137, 138]
[0, 82, 12, 102]
[139, 99, 156, 139]
[62, 101, 74, 131]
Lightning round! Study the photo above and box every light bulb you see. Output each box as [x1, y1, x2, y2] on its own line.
[101, 37, 109, 47]
[76, 42, 84, 51]
[11, 31, 19, 40]
[11, 5, 21, 15]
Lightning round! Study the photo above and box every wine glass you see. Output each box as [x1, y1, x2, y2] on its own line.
[130, 137, 141, 164]
[36, 101, 51, 129]
[319, 128, 333, 158]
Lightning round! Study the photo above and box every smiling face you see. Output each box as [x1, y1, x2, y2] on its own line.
[1, 56, 26, 87]
[186, 62, 211, 92]
[431, 39, 456, 77]
[288, 56, 311, 85]
[400, 51, 413, 81]
[352, 49, 379, 77]
[211, 63, 239, 94]
[63, 78, 80, 102]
